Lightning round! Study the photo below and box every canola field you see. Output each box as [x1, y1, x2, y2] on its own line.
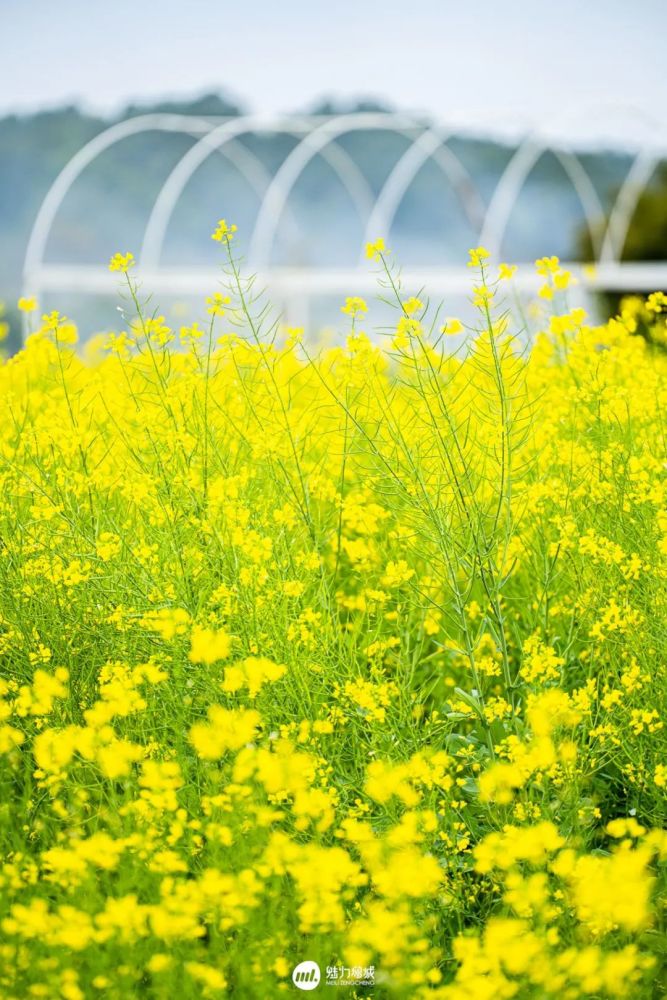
[0, 227, 665, 998]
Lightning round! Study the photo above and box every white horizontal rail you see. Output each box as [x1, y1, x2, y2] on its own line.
[26, 262, 667, 297]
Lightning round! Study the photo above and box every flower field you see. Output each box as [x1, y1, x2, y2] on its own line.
[0, 229, 665, 998]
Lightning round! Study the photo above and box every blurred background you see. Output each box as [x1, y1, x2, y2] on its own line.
[1, 0, 666, 347]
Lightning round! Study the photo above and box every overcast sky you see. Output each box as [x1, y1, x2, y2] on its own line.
[2, 0, 666, 146]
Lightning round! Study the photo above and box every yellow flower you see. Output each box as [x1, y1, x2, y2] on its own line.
[474, 822, 565, 873]
[180, 322, 204, 342]
[535, 255, 560, 276]
[141, 607, 190, 641]
[402, 296, 423, 316]
[40, 310, 66, 332]
[273, 957, 290, 977]
[549, 308, 587, 336]
[220, 656, 286, 698]
[606, 818, 645, 839]
[553, 269, 572, 290]
[467, 246, 490, 268]
[189, 626, 232, 665]
[206, 292, 231, 316]
[391, 316, 421, 350]
[146, 955, 173, 974]
[143, 315, 173, 346]
[441, 317, 463, 335]
[185, 962, 228, 991]
[365, 237, 385, 261]
[382, 559, 414, 587]
[96, 738, 143, 779]
[33, 727, 79, 773]
[341, 297, 368, 316]
[103, 331, 135, 357]
[557, 843, 655, 933]
[211, 219, 238, 242]
[473, 284, 494, 308]
[0, 725, 24, 753]
[190, 706, 261, 758]
[520, 634, 564, 683]
[108, 252, 135, 273]
[499, 263, 517, 280]
[18, 296, 37, 313]
[646, 291, 667, 314]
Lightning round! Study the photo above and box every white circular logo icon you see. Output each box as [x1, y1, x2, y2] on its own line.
[292, 961, 321, 991]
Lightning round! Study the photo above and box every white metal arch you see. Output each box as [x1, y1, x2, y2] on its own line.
[140, 114, 379, 269]
[479, 136, 607, 259]
[361, 125, 486, 263]
[25, 114, 215, 282]
[481, 102, 667, 266]
[248, 112, 487, 268]
[599, 149, 661, 263]
[148, 132, 306, 256]
[23, 112, 311, 294]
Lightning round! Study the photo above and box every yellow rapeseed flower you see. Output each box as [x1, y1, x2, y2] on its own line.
[499, 262, 517, 280]
[189, 625, 232, 665]
[341, 297, 368, 316]
[467, 246, 490, 267]
[365, 237, 385, 261]
[108, 251, 135, 273]
[211, 219, 238, 242]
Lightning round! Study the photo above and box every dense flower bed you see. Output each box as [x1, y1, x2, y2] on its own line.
[0, 231, 665, 998]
